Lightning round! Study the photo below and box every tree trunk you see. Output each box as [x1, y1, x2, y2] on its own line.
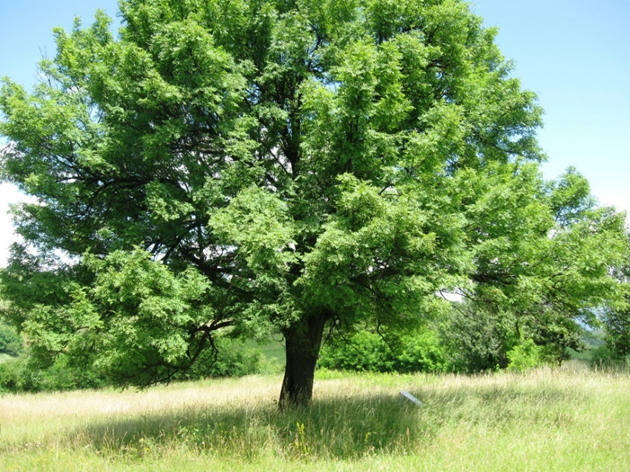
[279, 312, 329, 409]
[498, 349, 508, 370]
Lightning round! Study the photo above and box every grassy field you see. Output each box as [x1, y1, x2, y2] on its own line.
[1, 365, 629, 471]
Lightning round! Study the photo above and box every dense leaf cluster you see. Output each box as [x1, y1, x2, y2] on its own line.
[0, 320, 23, 356]
[319, 328, 449, 373]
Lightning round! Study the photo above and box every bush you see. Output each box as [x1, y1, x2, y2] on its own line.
[0, 355, 108, 394]
[589, 344, 628, 368]
[506, 339, 543, 372]
[438, 306, 511, 373]
[0, 336, 263, 394]
[0, 356, 22, 392]
[0, 321, 23, 356]
[318, 329, 449, 374]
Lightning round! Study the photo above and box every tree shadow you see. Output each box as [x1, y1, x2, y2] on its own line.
[63, 392, 429, 460]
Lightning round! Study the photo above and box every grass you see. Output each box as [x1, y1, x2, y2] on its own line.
[1, 366, 630, 470]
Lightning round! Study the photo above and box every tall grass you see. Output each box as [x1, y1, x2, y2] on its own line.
[1, 367, 629, 470]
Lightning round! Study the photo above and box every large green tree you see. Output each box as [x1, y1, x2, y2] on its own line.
[449, 164, 628, 367]
[602, 239, 630, 364]
[1, 0, 626, 406]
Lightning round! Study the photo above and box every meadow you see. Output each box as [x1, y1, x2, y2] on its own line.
[1, 365, 629, 471]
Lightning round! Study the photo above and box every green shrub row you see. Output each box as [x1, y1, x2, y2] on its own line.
[0, 321, 23, 356]
[1, 321, 621, 394]
[318, 327, 553, 375]
[0, 336, 263, 394]
[318, 329, 451, 374]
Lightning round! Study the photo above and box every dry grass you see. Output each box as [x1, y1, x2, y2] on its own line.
[1, 368, 630, 470]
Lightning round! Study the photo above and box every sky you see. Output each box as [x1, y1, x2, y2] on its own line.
[0, 0, 629, 267]
[472, 0, 630, 215]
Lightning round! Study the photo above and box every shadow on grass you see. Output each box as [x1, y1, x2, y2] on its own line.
[66, 392, 427, 460]
[45, 373, 590, 461]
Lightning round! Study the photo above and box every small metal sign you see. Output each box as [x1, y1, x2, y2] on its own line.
[399, 390, 423, 406]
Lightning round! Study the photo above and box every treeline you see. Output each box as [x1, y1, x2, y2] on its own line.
[2, 297, 628, 394]
[320, 298, 630, 374]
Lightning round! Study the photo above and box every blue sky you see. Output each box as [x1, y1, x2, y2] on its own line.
[472, 0, 630, 214]
[1, 0, 629, 266]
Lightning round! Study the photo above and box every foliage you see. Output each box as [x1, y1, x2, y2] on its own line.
[451, 164, 628, 367]
[0, 335, 262, 394]
[438, 302, 513, 372]
[177, 335, 264, 380]
[0, 355, 107, 393]
[0, 0, 627, 404]
[602, 308, 630, 363]
[588, 344, 623, 368]
[601, 248, 630, 362]
[318, 328, 449, 373]
[0, 320, 23, 356]
[18, 248, 223, 386]
[506, 338, 543, 372]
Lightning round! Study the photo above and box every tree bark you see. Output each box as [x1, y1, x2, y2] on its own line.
[279, 312, 329, 409]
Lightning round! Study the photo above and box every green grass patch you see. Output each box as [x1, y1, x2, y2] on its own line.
[1, 369, 630, 470]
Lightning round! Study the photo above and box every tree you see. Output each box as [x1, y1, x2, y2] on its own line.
[603, 307, 630, 365]
[0, 320, 23, 357]
[602, 240, 630, 365]
[0, 0, 625, 407]
[448, 164, 628, 367]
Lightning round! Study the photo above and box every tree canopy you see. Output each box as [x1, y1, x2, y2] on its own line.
[1, 0, 627, 406]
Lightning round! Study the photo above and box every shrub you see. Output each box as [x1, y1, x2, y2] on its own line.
[0, 356, 22, 392]
[0, 336, 263, 394]
[506, 339, 543, 372]
[0, 321, 23, 356]
[438, 306, 512, 373]
[0, 355, 108, 394]
[318, 329, 449, 374]
[589, 344, 628, 368]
